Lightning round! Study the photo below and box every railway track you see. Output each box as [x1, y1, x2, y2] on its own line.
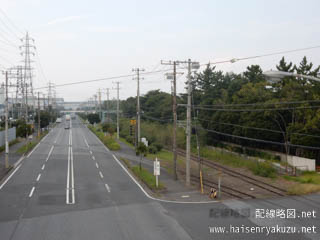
[177, 170, 256, 199]
[176, 148, 287, 197]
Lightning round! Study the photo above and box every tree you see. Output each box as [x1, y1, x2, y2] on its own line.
[243, 65, 265, 84]
[34, 111, 51, 128]
[14, 119, 32, 138]
[87, 113, 100, 124]
[136, 142, 148, 170]
[276, 57, 294, 72]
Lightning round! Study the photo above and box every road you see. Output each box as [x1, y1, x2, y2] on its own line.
[0, 117, 319, 240]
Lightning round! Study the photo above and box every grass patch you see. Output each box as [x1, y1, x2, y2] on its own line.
[120, 157, 131, 168]
[120, 157, 165, 190]
[131, 165, 165, 190]
[147, 149, 184, 175]
[16, 131, 48, 154]
[88, 125, 120, 151]
[196, 146, 277, 178]
[249, 162, 277, 178]
[283, 172, 320, 185]
[287, 184, 320, 195]
[119, 137, 135, 149]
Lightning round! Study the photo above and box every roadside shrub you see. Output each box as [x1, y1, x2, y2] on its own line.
[125, 135, 134, 144]
[153, 142, 163, 151]
[249, 162, 276, 178]
[148, 145, 157, 154]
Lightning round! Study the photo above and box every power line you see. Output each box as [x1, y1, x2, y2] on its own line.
[0, 7, 25, 35]
[198, 126, 320, 150]
[203, 45, 320, 67]
[141, 114, 172, 122]
[3, 44, 318, 97]
[197, 100, 320, 107]
[197, 117, 320, 139]
[193, 105, 320, 112]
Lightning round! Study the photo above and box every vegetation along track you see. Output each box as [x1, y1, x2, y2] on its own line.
[175, 148, 287, 197]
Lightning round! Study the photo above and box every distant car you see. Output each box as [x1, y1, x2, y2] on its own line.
[64, 123, 70, 129]
[56, 118, 62, 123]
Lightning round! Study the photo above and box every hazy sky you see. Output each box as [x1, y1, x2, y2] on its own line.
[1, 0, 320, 101]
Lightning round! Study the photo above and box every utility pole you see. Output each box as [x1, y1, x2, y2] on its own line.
[113, 82, 121, 139]
[132, 68, 144, 146]
[186, 59, 192, 187]
[176, 59, 200, 187]
[37, 92, 41, 137]
[98, 89, 102, 122]
[104, 88, 110, 122]
[161, 60, 181, 181]
[4, 71, 9, 169]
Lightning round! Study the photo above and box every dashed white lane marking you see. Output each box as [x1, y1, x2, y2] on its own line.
[46, 146, 54, 162]
[105, 184, 110, 193]
[92, 156, 95, 160]
[36, 174, 41, 182]
[90, 151, 93, 155]
[0, 164, 22, 190]
[41, 164, 45, 170]
[84, 138, 89, 148]
[95, 163, 99, 169]
[181, 195, 190, 198]
[99, 171, 104, 178]
[29, 186, 35, 197]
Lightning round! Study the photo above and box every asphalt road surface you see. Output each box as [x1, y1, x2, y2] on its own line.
[0, 117, 319, 240]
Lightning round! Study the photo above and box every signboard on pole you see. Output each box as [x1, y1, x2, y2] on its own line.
[154, 158, 160, 176]
[154, 158, 160, 188]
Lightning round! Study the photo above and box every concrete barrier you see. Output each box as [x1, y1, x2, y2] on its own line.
[287, 155, 315, 171]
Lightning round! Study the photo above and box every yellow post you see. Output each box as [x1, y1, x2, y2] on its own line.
[200, 169, 204, 194]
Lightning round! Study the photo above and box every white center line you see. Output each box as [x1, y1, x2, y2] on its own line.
[41, 164, 45, 170]
[105, 184, 110, 193]
[99, 171, 104, 178]
[95, 163, 99, 169]
[90, 150, 93, 155]
[29, 186, 35, 197]
[36, 174, 41, 182]
[92, 156, 95, 160]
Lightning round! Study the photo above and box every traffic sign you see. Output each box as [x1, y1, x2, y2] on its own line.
[130, 119, 136, 125]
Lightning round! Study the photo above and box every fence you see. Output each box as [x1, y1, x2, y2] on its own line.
[0, 127, 16, 147]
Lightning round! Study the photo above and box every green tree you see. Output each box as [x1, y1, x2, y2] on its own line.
[87, 113, 100, 124]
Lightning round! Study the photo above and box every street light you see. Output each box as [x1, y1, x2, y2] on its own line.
[263, 70, 320, 83]
[263, 70, 320, 174]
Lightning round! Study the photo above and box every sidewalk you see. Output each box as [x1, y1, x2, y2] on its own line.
[115, 140, 215, 202]
[0, 137, 32, 182]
